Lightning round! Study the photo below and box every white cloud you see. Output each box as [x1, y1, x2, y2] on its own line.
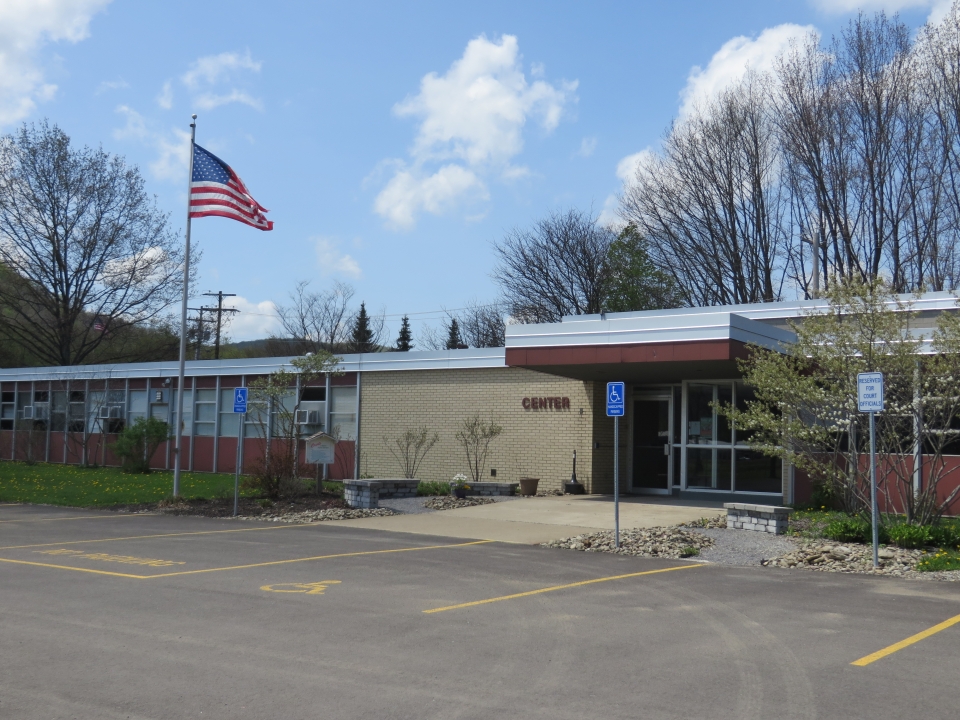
[374, 34, 576, 228]
[223, 296, 280, 341]
[680, 23, 815, 118]
[194, 89, 263, 111]
[95, 78, 128, 95]
[0, 0, 111, 126]
[112, 105, 191, 182]
[181, 50, 261, 89]
[156, 80, 173, 109]
[374, 164, 488, 230]
[315, 237, 362, 279]
[810, 0, 952, 22]
[577, 136, 598, 157]
[180, 50, 262, 112]
[599, 148, 657, 228]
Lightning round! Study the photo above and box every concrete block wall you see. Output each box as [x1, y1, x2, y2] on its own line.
[358, 367, 596, 493]
[725, 503, 791, 534]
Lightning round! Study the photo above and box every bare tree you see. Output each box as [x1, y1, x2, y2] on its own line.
[455, 414, 503, 484]
[0, 121, 187, 365]
[455, 299, 507, 348]
[493, 208, 614, 323]
[384, 426, 440, 478]
[621, 75, 791, 306]
[274, 280, 354, 353]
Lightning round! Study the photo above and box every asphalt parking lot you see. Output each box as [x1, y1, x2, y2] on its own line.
[2, 504, 959, 720]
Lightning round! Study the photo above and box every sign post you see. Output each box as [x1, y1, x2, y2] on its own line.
[233, 387, 248, 517]
[857, 372, 884, 568]
[606, 382, 625, 549]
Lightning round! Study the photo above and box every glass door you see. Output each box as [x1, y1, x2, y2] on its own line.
[631, 395, 671, 494]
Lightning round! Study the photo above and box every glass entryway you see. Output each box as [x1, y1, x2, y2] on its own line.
[631, 394, 672, 494]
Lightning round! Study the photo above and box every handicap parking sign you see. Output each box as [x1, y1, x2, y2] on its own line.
[233, 387, 248, 413]
[606, 382, 625, 417]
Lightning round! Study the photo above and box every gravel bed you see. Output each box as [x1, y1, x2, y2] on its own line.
[422, 496, 497, 511]
[376, 497, 436, 514]
[239, 507, 397, 523]
[690, 527, 799, 566]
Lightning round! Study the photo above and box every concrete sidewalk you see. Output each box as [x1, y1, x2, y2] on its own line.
[336, 494, 724, 544]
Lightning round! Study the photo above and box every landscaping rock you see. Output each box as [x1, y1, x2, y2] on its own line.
[240, 507, 397, 523]
[422, 496, 496, 511]
[542, 526, 714, 558]
[761, 541, 925, 577]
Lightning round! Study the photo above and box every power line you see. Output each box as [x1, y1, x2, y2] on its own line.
[202, 291, 239, 359]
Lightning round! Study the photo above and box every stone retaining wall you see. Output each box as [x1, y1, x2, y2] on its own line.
[724, 503, 792, 535]
[452, 481, 518, 497]
[344, 479, 420, 509]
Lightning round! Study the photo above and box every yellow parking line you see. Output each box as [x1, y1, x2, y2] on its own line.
[0, 522, 314, 550]
[851, 612, 960, 666]
[0, 540, 493, 580]
[423, 563, 701, 614]
[143, 540, 494, 578]
[0, 557, 145, 579]
[0, 513, 149, 524]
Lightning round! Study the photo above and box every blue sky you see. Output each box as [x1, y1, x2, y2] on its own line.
[0, 0, 949, 342]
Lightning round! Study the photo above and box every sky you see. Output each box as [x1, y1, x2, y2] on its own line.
[0, 0, 952, 343]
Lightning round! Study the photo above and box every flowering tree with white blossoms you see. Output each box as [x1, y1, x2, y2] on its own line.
[722, 278, 960, 525]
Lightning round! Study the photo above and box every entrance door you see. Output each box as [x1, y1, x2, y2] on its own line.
[632, 397, 671, 493]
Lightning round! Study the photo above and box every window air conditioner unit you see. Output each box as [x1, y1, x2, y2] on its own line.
[296, 410, 321, 425]
[98, 406, 111, 419]
[22, 406, 34, 419]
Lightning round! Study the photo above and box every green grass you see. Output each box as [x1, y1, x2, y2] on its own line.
[0, 460, 254, 507]
[916, 549, 960, 572]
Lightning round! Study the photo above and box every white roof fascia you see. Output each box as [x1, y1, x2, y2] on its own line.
[0, 348, 508, 384]
[556, 291, 959, 325]
[506, 312, 796, 352]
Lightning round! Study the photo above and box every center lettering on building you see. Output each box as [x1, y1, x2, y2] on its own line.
[522, 396, 571, 411]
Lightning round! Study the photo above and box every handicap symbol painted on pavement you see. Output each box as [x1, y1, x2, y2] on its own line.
[260, 580, 341, 595]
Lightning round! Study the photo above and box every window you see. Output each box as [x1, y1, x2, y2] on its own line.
[129, 390, 147, 425]
[683, 382, 780, 493]
[1, 391, 15, 430]
[50, 391, 67, 432]
[68, 391, 85, 432]
[329, 386, 357, 441]
[194, 389, 216, 436]
[220, 388, 241, 437]
[171, 390, 192, 436]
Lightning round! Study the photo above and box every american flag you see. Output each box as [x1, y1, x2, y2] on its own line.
[189, 144, 274, 231]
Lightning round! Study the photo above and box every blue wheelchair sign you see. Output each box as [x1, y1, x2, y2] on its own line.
[233, 387, 248, 414]
[606, 382, 625, 417]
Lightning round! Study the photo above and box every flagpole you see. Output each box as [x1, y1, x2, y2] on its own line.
[173, 114, 197, 498]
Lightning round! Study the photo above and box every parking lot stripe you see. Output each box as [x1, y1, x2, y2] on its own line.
[0, 513, 148, 524]
[423, 563, 701, 614]
[0, 522, 316, 551]
[0, 557, 146, 579]
[143, 540, 495, 578]
[851, 612, 960, 666]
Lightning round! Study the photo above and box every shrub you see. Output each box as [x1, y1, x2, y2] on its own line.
[823, 518, 871, 543]
[887, 523, 933, 549]
[417, 480, 451, 497]
[111, 417, 169, 474]
[928, 523, 960, 549]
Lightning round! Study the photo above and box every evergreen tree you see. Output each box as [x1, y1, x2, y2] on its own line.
[445, 318, 463, 349]
[351, 302, 375, 353]
[396, 315, 413, 351]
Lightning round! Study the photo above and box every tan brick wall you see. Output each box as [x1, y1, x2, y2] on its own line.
[358, 367, 598, 493]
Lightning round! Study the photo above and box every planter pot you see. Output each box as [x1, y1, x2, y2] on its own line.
[452, 488, 468, 499]
[519, 477, 539, 496]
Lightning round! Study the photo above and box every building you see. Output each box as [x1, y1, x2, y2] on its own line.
[3, 293, 959, 506]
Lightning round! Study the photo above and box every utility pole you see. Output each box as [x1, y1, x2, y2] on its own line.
[202, 291, 238, 359]
[188, 308, 205, 360]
